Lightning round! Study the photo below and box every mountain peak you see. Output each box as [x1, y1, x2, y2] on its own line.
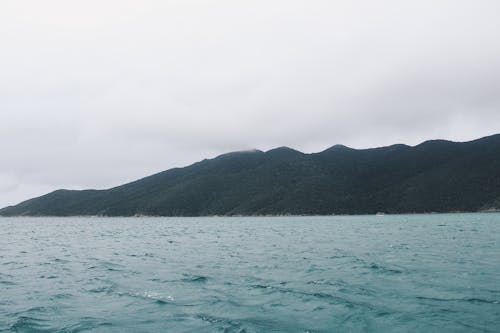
[322, 144, 355, 153]
[215, 149, 263, 159]
[266, 146, 303, 154]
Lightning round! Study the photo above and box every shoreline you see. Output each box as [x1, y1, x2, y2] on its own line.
[1, 210, 499, 218]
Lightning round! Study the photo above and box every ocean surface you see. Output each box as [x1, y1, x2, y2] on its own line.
[0, 214, 499, 332]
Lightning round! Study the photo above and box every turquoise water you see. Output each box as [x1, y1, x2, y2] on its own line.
[0, 214, 499, 332]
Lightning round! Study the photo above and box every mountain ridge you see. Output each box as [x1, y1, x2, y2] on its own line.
[1, 134, 500, 216]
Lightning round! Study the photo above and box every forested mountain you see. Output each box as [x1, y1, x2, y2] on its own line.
[2, 134, 500, 216]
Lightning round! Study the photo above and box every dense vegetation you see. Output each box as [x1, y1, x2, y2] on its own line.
[1, 134, 500, 216]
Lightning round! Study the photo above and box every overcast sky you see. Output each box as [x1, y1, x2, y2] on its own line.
[1, 0, 500, 208]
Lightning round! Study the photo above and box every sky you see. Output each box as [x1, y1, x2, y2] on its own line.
[1, 0, 500, 208]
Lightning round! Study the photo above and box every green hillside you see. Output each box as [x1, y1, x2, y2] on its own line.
[1, 134, 499, 216]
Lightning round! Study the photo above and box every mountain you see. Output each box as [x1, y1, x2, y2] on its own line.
[1, 134, 500, 216]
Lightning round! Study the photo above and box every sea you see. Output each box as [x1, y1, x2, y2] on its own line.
[0, 214, 499, 332]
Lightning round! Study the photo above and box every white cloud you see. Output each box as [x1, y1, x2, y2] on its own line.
[1, 0, 499, 207]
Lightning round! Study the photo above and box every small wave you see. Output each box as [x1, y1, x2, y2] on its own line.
[2, 261, 18, 266]
[307, 279, 344, 287]
[39, 275, 58, 279]
[127, 291, 175, 304]
[181, 275, 209, 283]
[197, 314, 286, 332]
[249, 283, 356, 307]
[0, 280, 16, 286]
[307, 279, 375, 297]
[250, 284, 273, 290]
[10, 316, 52, 332]
[196, 314, 246, 332]
[52, 258, 69, 264]
[86, 283, 117, 294]
[60, 317, 113, 332]
[94, 260, 125, 272]
[9, 307, 58, 332]
[367, 263, 404, 275]
[416, 296, 499, 304]
[51, 293, 73, 300]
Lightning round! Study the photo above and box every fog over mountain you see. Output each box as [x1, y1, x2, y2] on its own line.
[1, 0, 499, 208]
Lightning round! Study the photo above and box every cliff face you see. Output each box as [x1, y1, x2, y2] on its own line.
[1, 134, 500, 216]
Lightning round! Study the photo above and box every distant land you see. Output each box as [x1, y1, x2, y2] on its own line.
[1, 134, 500, 217]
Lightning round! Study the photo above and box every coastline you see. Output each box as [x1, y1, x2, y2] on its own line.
[1, 210, 499, 218]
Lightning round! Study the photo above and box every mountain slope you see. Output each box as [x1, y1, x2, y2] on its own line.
[1, 134, 500, 216]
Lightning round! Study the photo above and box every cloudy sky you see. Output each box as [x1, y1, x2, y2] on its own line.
[1, 0, 499, 208]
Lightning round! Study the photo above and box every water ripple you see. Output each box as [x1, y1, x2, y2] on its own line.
[0, 214, 499, 332]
